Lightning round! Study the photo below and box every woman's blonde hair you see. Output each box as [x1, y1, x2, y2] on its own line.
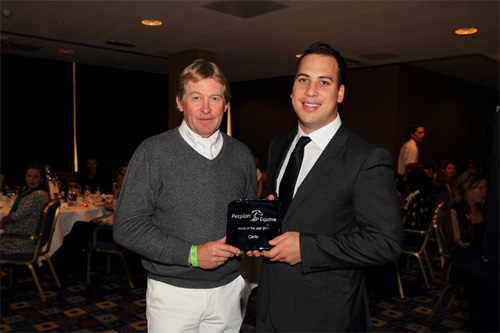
[450, 171, 487, 212]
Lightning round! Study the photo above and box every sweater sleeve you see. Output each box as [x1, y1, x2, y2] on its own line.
[113, 143, 193, 266]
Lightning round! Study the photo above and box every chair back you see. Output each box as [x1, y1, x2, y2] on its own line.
[404, 199, 445, 247]
[405, 199, 443, 235]
[91, 225, 122, 251]
[434, 192, 450, 210]
[34, 200, 59, 243]
[38, 200, 61, 257]
[433, 206, 451, 261]
[20, 200, 60, 262]
[421, 200, 445, 247]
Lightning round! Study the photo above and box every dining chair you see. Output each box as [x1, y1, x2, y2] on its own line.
[427, 207, 462, 320]
[86, 225, 134, 288]
[433, 208, 451, 270]
[426, 192, 450, 250]
[1, 200, 62, 302]
[394, 261, 405, 299]
[402, 200, 445, 289]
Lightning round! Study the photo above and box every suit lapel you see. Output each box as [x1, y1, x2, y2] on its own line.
[283, 125, 350, 222]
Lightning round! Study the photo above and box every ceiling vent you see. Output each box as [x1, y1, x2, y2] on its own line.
[202, 0, 288, 19]
[345, 58, 363, 67]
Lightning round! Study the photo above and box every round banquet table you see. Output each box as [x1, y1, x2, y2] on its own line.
[0, 202, 107, 264]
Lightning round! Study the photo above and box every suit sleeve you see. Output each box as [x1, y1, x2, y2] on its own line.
[300, 147, 404, 272]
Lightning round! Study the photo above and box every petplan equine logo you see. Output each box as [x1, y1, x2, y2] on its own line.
[231, 210, 277, 223]
[250, 210, 263, 222]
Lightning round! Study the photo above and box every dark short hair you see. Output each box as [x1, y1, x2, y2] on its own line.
[177, 59, 231, 104]
[408, 124, 424, 138]
[297, 41, 347, 87]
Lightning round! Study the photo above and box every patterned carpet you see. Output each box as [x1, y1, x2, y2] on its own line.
[1, 250, 472, 332]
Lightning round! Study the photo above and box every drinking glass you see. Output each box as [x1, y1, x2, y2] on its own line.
[67, 183, 81, 201]
[84, 185, 91, 201]
[6, 190, 17, 206]
[13, 185, 22, 194]
[95, 184, 101, 196]
[68, 189, 77, 201]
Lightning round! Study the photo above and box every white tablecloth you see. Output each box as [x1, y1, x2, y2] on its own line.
[1, 202, 106, 262]
[49, 203, 107, 257]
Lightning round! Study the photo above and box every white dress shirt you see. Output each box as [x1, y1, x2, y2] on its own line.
[277, 115, 342, 197]
[178, 120, 223, 160]
[397, 138, 418, 175]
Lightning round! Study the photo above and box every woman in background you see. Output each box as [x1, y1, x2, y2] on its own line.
[433, 160, 457, 196]
[0, 164, 50, 254]
[442, 171, 487, 252]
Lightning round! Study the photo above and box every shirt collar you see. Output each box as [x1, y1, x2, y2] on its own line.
[297, 114, 342, 150]
[179, 120, 221, 149]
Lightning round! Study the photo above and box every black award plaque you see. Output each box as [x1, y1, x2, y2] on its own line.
[226, 199, 282, 251]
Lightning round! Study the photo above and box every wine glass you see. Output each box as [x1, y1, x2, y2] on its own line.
[13, 185, 22, 194]
[6, 190, 16, 206]
[67, 189, 77, 201]
[95, 184, 101, 197]
[4, 184, 11, 196]
[84, 185, 91, 201]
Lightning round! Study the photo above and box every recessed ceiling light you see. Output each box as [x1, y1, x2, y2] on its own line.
[58, 48, 74, 54]
[455, 27, 478, 35]
[141, 19, 162, 26]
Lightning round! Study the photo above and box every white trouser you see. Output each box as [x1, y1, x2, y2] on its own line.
[146, 275, 245, 333]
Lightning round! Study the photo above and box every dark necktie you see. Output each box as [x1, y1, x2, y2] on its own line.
[279, 136, 311, 213]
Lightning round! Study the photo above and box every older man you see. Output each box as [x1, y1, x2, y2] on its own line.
[114, 59, 257, 332]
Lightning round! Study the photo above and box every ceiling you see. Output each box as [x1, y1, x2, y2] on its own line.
[1, 1, 499, 89]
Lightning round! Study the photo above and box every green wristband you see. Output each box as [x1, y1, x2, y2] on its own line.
[191, 245, 199, 268]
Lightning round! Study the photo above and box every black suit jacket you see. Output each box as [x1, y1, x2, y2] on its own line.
[257, 124, 403, 332]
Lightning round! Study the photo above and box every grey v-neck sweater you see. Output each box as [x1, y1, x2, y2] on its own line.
[114, 128, 257, 288]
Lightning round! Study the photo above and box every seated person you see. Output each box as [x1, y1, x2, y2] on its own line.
[433, 160, 457, 196]
[402, 167, 434, 245]
[403, 168, 434, 229]
[1, 164, 50, 254]
[442, 171, 487, 252]
[76, 155, 108, 194]
[398, 162, 425, 199]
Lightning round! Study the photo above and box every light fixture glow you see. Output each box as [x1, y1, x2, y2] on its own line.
[455, 27, 478, 35]
[58, 48, 74, 54]
[141, 19, 162, 26]
[295, 54, 302, 58]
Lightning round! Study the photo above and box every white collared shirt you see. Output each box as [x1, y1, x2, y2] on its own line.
[178, 120, 223, 160]
[397, 138, 418, 174]
[277, 115, 342, 197]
